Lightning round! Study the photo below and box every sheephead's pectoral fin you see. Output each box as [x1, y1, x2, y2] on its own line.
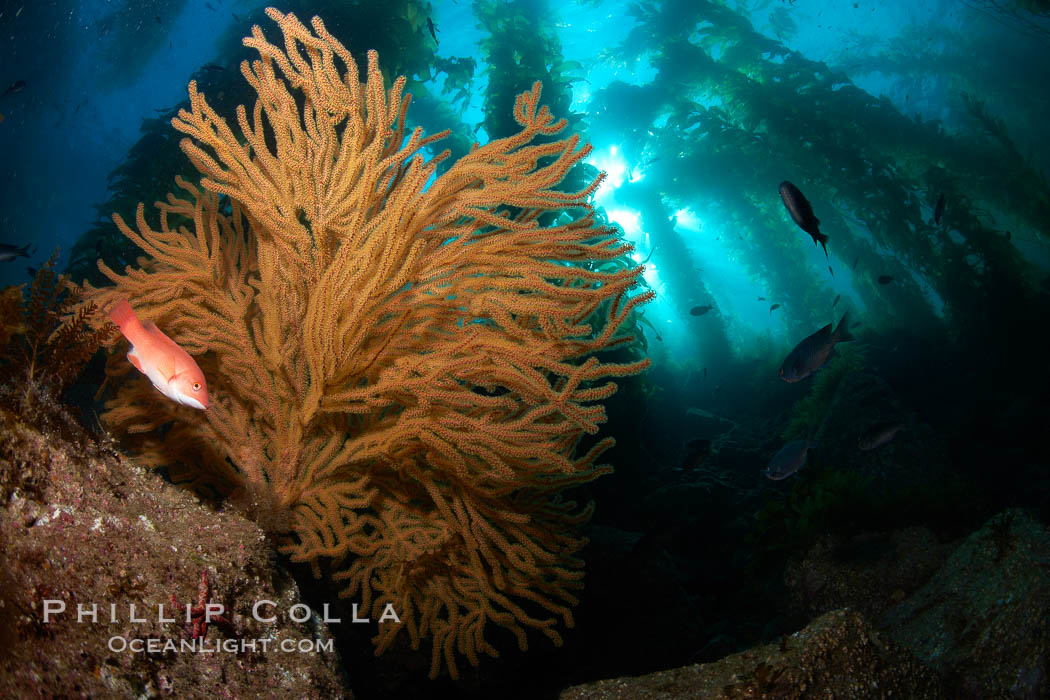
[126, 347, 143, 373]
[156, 349, 177, 383]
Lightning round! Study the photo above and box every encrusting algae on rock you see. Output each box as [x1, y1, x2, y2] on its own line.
[82, 7, 652, 678]
[0, 397, 347, 697]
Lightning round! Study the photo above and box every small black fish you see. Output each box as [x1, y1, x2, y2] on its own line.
[934, 193, 945, 225]
[828, 265, 834, 277]
[200, 63, 225, 72]
[26, 266, 36, 278]
[877, 275, 894, 284]
[779, 181, 829, 259]
[852, 255, 859, 270]
[858, 421, 904, 451]
[832, 294, 840, 307]
[779, 311, 853, 382]
[205, 1, 216, 11]
[690, 305, 714, 316]
[427, 17, 438, 43]
[0, 242, 31, 262]
[232, 13, 243, 23]
[765, 438, 811, 480]
[1004, 230, 1012, 241]
[757, 296, 766, 301]
[769, 303, 781, 313]
[2, 80, 26, 98]
[155, 15, 161, 24]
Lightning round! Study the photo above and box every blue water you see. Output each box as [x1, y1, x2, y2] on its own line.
[3, 1, 1047, 373]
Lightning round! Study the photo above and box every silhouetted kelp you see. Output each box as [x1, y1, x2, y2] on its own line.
[595, 0, 1047, 345]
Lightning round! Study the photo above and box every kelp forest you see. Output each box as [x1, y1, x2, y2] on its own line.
[1, 0, 1049, 697]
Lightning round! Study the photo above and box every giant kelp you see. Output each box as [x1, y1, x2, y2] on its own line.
[472, 0, 603, 209]
[601, 0, 1046, 344]
[474, 0, 585, 140]
[87, 0, 190, 90]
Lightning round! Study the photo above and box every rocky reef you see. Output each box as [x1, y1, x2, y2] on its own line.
[0, 396, 348, 698]
[563, 508, 1050, 699]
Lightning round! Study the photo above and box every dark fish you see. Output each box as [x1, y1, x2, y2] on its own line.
[205, 1, 216, 10]
[758, 296, 766, 301]
[0, 242, 31, 262]
[877, 275, 894, 284]
[765, 438, 811, 480]
[679, 438, 712, 473]
[850, 321, 862, 329]
[769, 303, 781, 314]
[690, 305, 714, 316]
[1004, 230, 1011, 241]
[858, 421, 904, 451]
[155, 15, 161, 24]
[852, 255, 859, 270]
[828, 265, 834, 276]
[779, 311, 854, 382]
[779, 181, 829, 259]
[832, 294, 840, 307]
[232, 12, 242, 23]
[27, 266, 36, 277]
[200, 63, 225, 72]
[427, 17, 438, 43]
[702, 367, 708, 381]
[2, 80, 26, 98]
[934, 193, 945, 225]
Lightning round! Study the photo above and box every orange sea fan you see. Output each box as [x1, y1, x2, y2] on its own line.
[84, 7, 651, 678]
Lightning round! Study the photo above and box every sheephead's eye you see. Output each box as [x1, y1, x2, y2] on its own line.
[192, 382, 201, 391]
